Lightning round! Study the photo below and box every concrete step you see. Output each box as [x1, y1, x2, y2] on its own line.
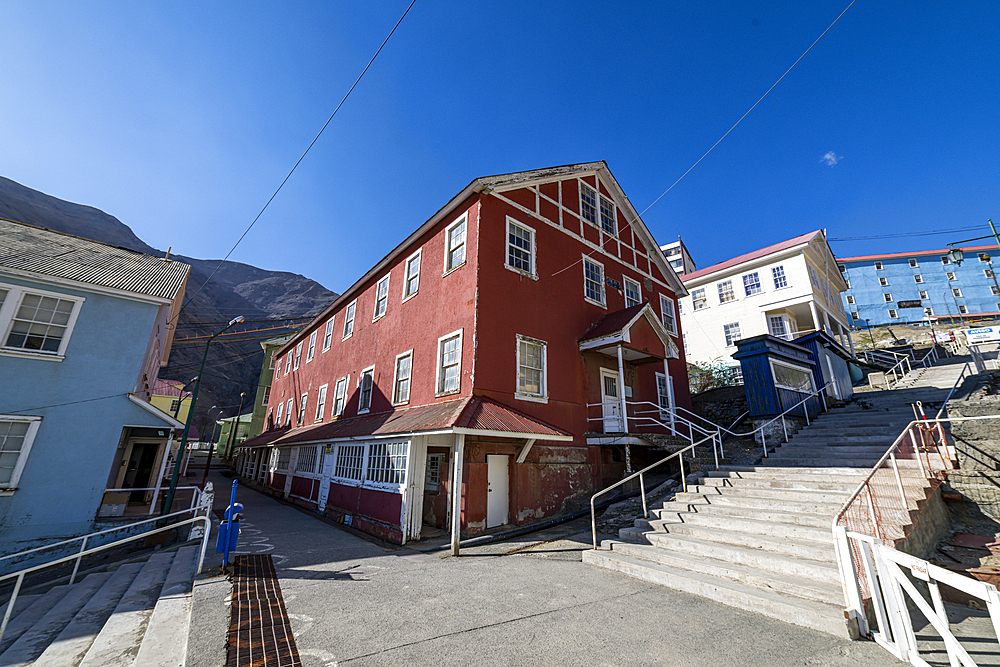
[682, 483, 854, 505]
[132, 546, 199, 667]
[695, 475, 863, 493]
[766, 446, 896, 459]
[759, 456, 890, 468]
[669, 492, 842, 516]
[598, 540, 842, 604]
[638, 511, 834, 545]
[636, 521, 834, 562]
[31, 563, 144, 667]
[702, 469, 867, 484]
[714, 465, 871, 476]
[654, 500, 834, 528]
[788, 434, 899, 444]
[77, 552, 174, 667]
[0, 573, 110, 666]
[0, 587, 69, 654]
[583, 547, 849, 637]
[0, 595, 39, 624]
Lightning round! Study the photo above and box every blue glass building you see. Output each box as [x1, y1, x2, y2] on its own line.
[838, 244, 1000, 327]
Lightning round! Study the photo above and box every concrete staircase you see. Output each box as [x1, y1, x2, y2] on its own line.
[583, 357, 970, 637]
[0, 545, 200, 667]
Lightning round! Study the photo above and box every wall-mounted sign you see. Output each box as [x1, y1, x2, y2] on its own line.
[896, 300, 922, 309]
[966, 327, 1000, 344]
[606, 277, 622, 290]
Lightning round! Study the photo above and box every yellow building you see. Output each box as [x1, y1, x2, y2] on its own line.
[150, 379, 193, 424]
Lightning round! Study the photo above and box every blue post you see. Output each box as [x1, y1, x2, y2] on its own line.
[224, 479, 238, 569]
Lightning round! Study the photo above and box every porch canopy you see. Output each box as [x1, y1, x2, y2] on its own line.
[578, 303, 678, 363]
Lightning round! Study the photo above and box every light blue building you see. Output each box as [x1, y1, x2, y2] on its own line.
[0, 219, 190, 555]
[838, 244, 1000, 327]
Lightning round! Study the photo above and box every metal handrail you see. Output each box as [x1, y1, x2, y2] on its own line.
[590, 430, 719, 550]
[916, 345, 939, 368]
[102, 485, 203, 516]
[934, 362, 973, 420]
[0, 514, 212, 648]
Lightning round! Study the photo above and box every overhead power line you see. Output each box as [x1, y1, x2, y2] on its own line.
[829, 226, 986, 242]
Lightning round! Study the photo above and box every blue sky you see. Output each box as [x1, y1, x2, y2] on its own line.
[2, 1, 998, 296]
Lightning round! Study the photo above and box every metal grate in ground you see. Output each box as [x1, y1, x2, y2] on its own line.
[227, 554, 302, 667]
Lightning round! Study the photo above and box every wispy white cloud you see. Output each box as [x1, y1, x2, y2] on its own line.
[820, 151, 842, 167]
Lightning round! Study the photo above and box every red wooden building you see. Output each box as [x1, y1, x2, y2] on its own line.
[235, 162, 690, 547]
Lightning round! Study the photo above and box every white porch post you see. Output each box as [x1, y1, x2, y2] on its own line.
[616, 345, 628, 433]
[450, 433, 466, 557]
[808, 301, 821, 334]
[847, 327, 856, 357]
[147, 430, 174, 515]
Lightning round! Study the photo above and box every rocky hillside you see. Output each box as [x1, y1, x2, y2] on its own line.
[0, 175, 338, 433]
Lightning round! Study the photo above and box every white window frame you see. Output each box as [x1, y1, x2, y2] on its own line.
[958, 305, 968, 314]
[332, 443, 365, 483]
[888, 309, 898, 319]
[285, 398, 293, 427]
[315, 384, 328, 422]
[295, 445, 320, 475]
[851, 311, 860, 320]
[718, 279, 735, 303]
[436, 329, 463, 396]
[515, 334, 547, 403]
[0, 416, 42, 492]
[425, 453, 444, 493]
[884, 293, 893, 302]
[914, 274, 923, 284]
[0, 283, 85, 361]
[659, 294, 677, 336]
[358, 366, 375, 414]
[946, 272, 957, 281]
[986, 269, 995, 279]
[691, 288, 707, 311]
[941, 256, 951, 265]
[992, 286, 1000, 296]
[743, 272, 762, 297]
[579, 181, 599, 226]
[769, 359, 816, 394]
[293, 342, 303, 370]
[874, 261, 884, 270]
[924, 307, 934, 317]
[599, 194, 617, 235]
[655, 372, 674, 420]
[333, 376, 349, 417]
[919, 290, 929, 299]
[505, 218, 537, 279]
[276, 447, 291, 472]
[262, 386, 271, 406]
[322, 318, 334, 352]
[306, 331, 317, 363]
[723, 322, 742, 348]
[980, 253, 992, 263]
[283, 352, 291, 376]
[953, 288, 963, 298]
[269, 352, 276, 369]
[772, 265, 788, 289]
[402, 249, 421, 301]
[909, 258, 919, 268]
[298, 393, 307, 426]
[879, 277, 889, 287]
[623, 276, 641, 308]
[582, 256, 606, 307]
[373, 274, 390, 321]
[444, 215, 468, 276]
[275, 403, 284, 428]
[393, 350, 413, 405]
[342, 300, 357, 340]
[846, 295, 855, 304]
[365, 440, 410, 490]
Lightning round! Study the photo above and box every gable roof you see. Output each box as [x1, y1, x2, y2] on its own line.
[682, 230, 822, 282]
[579, 303, 679, 360]
[0, 218, 190, 302]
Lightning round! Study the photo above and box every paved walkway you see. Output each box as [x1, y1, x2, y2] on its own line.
[193, 471, 905, 667]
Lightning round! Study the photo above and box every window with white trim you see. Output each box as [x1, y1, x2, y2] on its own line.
[358, 367, 374, 413]
[169, 398, 180, 413]
[958, 305, 968, 314]
[941, 256, 951, 265]
[883, 293, 893, 302]
[986, 269, 995, 279]
[743, 272, 762, 296]
[919, 290, 929, 299]
[874, 261, 884, 270]
[599, 194, 617, 235]
[322, 318, 334, 351]
[992, 286, 999, 296]
[269, 352, 276, 369]
[296, 445, 318, 474]
[580, 182, 598, 226]
[403, 250, 421, 299]
[373, 274, 390, 320]
[888, 309, 898, 319]
[274, 356, 282, 379]
[717, 280, 735, 303]
[850, 311, 860, 320]
[768, 316, 788, 338]
[909, 258, 919, 268]
[343, 300, 356, 339]
[879, 277, 889, 286]
[298, 394, 307, 426]
[914, 274, 923, 284]
[437, 331, 462, 395]
[284, 398, 293, 427]
[772, 266, 788, 289]
[425, 453, 444, 493]
[0, 416, 41, 490]
[333, 376, 348, 416]
[583, 257, 605, 306]
[275, 403, 284, 428]
[306, 331, 317, 362]
[0, 285, 83, 357]
[293, 342, 302, 370]
[516, 335, 546, 400]
[659, 294, 676, 335]
[980, 253, 992, 262]
[723, 322, 741, 347]
[262, 386, 270, 406]
[366, 440, 409, 485]
[334, 444, 364, 481]
[315, 384, 327, 421]
[623, 277, 641, 307]
[677, 300, 683, 315]
[507, 219, 536, 277]
[276, 448, 291, 472]
[283, 352, 291, 376]
[953, 288, 963, 298]
[683, 333, 689, 355]
[691, 288, 707, 311]
[947, 272, 957, 281]
[770, 360, 814, 393]
[924, 307, 934, 317]
[445, 216, 467, 273]
[655, 373, 673, 419]
[846, 295, 855, 304]
[393, 351, 412, 405]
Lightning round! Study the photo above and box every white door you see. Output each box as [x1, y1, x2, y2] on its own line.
[600, 369, 623, 432]
[486, 455, 509, 528]
[317, 446, 333, 511]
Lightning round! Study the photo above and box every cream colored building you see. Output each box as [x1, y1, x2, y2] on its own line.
[679, 230, 853, 367]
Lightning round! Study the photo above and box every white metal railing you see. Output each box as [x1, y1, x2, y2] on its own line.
[876, 353, 913, 390]
[915, 345, 940, 368]
[860, 348, 909, 367]
[0, 501, 214, 648]
[935, 362, 973, 421]
[102, 485, 204, 516]
[586, 400, 723, 463]
[970, 344, 999, 373]
[832, 415, 1000, 665]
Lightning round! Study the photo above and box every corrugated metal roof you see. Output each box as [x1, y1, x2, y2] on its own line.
[0, 218, 190, 300]
[681, 230, 821, 282]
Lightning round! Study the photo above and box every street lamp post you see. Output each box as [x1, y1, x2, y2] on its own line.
[224, 392, 247, 461]
[173, 376, 199, 420]
[163, 315, 244, 515]
[865, 319, 876, 349]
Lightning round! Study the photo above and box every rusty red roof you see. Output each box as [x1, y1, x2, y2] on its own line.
[235, 396, 570, 449]
[578, 304, 646, 343]
[681, 230, 821, 282]
[151, 379, 187, 397]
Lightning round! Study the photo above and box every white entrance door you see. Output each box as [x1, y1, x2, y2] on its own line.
[317, 446, 333, 511]
[486, 455, 509, 528]
[600, 369, 623, 432]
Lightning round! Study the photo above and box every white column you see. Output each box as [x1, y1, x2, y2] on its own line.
[148, 431, 174, 515]
[847, 328, 856, 357]
[808, 301, 821, 334]
[451, 433, 466, 556]
[617, 345, 628, 433]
